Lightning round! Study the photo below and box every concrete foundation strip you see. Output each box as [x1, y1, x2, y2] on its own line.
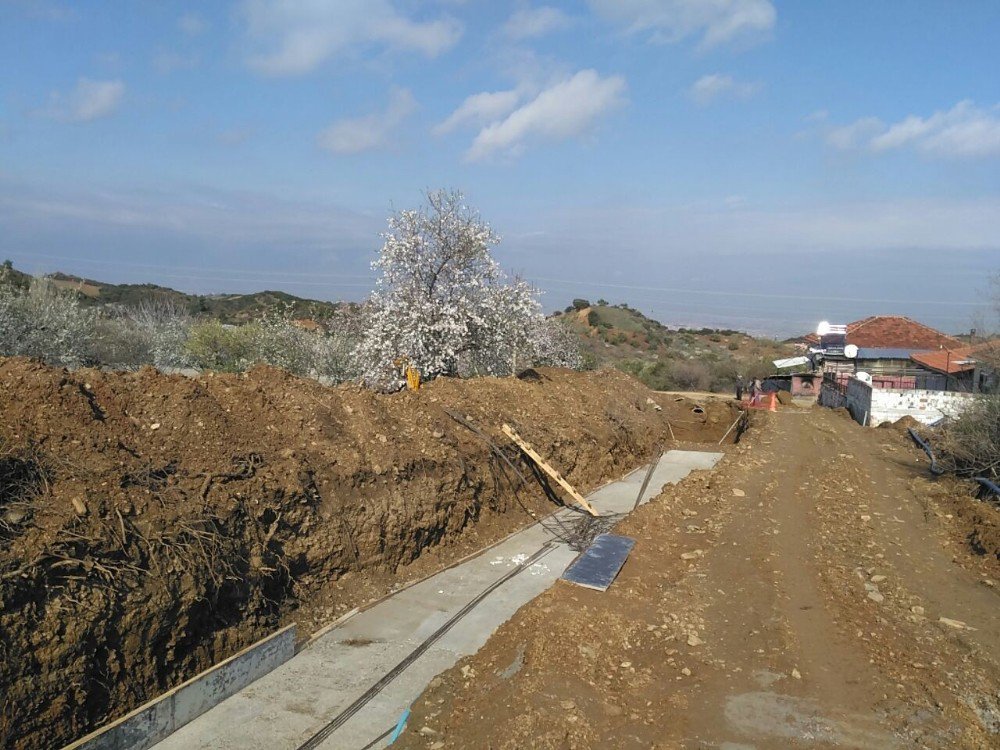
[61, 624, 296, 750]
[298, 456, 654, 651]
[294, 543, 557, 750]
[62, 457, 663, 750]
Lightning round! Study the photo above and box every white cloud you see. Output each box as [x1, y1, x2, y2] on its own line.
[317, 88, 416, 154]
[433, 89, 522, 135]
[466, 69, 626, 161]
[178, 12, 208, 36]
[240, 0, 462, 75]
[40, 78, 124, 122]
[825, 116, 884, 150]
[588, 0, 775, 48]
[689, 73, 761, 105]
[503, 6, 571, 39]
[827, 101, 1000, 158]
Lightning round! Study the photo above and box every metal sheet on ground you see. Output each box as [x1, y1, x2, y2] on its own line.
[561, 533, 636, 591]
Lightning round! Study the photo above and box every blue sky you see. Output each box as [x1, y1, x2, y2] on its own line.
[1, 0, 998, 335]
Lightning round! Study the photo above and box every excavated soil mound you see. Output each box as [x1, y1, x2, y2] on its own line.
[0, 358, 740, 749]
[879, 414, 922, 432]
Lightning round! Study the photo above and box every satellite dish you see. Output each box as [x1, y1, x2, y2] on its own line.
[844, 344, 858, 359]
[816, 321, 831, 336]
[856, 371, 872, 384]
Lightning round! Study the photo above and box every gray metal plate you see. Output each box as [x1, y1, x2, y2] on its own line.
[561, 533, 636, 591]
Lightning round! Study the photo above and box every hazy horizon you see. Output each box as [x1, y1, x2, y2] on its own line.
[2, 1, 997, 337]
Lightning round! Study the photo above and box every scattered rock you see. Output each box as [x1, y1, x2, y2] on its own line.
[938, 617, 973, 630]
[910, 605, 925, 616]
[732, 489, 746, 497]
[791, 668, 801, 680]
[686, 634, 704, 647]
[867, 591, 884, 603]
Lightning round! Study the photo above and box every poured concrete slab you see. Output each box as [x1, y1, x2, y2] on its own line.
[155, 450, 722, 750]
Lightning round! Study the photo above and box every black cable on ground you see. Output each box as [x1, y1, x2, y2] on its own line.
[357, 724, 394, 750]
[907, 427, 944, 476]
[974, 477, 1000, 501]
[442, 408, 584, 546]
[295, 543, 556, 750]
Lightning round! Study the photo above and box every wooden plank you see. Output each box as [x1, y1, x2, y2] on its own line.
[561, 533, 635, 591]
[501, 424, 598, 516]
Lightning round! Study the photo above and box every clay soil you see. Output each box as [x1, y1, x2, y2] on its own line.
[398, 406, 1000, 749]
[0, 358, 740, 749]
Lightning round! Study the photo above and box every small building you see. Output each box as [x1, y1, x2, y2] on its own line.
[808, 317, 992, 426]
[802, 316, 964, 388]
[911, 344, 997, 394]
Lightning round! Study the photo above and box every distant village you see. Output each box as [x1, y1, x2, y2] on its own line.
[766, 315, 996, 426]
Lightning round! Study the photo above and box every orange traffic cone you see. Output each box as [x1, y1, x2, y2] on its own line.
[769, 393, 777, 412]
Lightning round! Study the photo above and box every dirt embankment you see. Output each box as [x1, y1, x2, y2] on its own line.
[0, 358, 740, 749]
[397, 407, 999, 749]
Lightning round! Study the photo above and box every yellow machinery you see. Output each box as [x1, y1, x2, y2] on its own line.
[393, 357, 421, 391]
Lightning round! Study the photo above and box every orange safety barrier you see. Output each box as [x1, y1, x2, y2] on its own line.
[746, 392, 779, 411]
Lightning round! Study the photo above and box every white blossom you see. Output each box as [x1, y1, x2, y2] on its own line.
[355, 189, 581, 389]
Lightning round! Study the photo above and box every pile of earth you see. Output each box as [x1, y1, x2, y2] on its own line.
[0, 357, 742, 749]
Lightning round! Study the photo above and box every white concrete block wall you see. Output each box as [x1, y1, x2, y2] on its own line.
[845, 379, 873, 425]
[867, 388, 976, 426]
[824, 378, 975, 427]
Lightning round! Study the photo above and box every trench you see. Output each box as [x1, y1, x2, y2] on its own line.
[0, 359, 743, 749]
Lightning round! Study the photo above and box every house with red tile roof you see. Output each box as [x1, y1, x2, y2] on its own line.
[801, 315, 962, 350]
[911, 343, 998, 393]
[803, 316, 965, 390]
[810, 319, 993, 427]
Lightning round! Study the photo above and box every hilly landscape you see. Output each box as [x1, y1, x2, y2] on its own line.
[1, 264, 792, 393]
[555, 298, 794, 392]
[2, 262, 344, 325]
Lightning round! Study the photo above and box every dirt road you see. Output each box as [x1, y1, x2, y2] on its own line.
[398, 407, 1000, 749]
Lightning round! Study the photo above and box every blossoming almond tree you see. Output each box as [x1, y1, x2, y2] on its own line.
[355, 189, 579, 389]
